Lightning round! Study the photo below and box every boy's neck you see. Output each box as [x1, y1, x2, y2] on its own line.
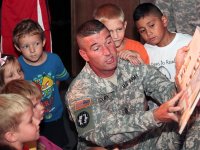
[116, 39, 126, 51]
[157, 31, 176, 47]
[10, 142, 23, 150]
[23, 52, 47, 66]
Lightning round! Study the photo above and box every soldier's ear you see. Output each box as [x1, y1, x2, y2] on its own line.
[79, 49, 89, 62]
[161, 15, 168, 27]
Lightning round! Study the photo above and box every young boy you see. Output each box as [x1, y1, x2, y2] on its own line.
[1, 79, 63, 150]
[13, 19, 71, 149]
[93, 3, 149, 65]
[0, 93, 39, 150]
[133, 3, 192, 82]
[1, 80, 44, 125]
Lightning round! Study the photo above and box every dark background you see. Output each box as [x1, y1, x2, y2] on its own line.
[44, 0, 72, 75]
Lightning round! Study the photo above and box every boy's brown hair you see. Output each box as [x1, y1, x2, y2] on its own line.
[13, 19, 45, 48]
[93, 3, 125, 23]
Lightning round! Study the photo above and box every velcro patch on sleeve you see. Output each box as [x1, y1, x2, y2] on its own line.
[75, 98, 91, 111]
[75, 108, 95, 135]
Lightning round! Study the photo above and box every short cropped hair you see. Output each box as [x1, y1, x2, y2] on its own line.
[1, 80, 42, 102]
[93, 3, 125, 22]
[133, 3, 163, 22]
[0, 94, 32, 141]
[13, 19, 45, 48]
[76, 19, 107, 38]
[76, 19, 108, 50]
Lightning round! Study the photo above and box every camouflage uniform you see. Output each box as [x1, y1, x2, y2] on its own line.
[66, 59, 180, 149]
[181, 107, 200, 150]
[155, 0, 200, 35]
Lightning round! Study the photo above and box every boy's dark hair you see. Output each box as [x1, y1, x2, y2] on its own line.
[133, 3, 163, 22]
[13, 19, 45, 48]
[76, 19, 107, 38]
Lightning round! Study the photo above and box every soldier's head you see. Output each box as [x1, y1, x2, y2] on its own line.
[133, 3, 169, 46]
[76, 19, 118, 78]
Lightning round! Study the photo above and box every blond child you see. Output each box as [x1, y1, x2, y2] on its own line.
[0, 53, 24, 91]
[1, 79, 44, 124]
[93, 3, 149, 65]
[0, 93, 39, 150]
[1, 79, 62, 150]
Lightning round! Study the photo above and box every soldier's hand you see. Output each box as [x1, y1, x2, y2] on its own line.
[153, 91, 183, 123]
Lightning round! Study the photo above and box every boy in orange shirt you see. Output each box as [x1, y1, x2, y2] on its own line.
[93, 3, 149, 65]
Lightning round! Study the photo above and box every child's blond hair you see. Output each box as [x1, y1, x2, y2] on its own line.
[1, 79, 42, 102]
[93, 3, 125, 23]
[0, 94, 32, 142]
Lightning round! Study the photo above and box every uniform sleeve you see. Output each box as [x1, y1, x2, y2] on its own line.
[142, 65, 176, 103]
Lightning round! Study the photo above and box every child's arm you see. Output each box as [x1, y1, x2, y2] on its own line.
[118, 50, 144, 65]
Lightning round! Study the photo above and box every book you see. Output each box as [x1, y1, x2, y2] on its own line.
[176, 26, 200, 134]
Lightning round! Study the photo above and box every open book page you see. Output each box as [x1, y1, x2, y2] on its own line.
[176, 26, 200, 134]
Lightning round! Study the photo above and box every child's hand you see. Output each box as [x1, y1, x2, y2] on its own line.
[118, 50, 144, 65]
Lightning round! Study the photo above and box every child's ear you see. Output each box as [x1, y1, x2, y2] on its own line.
[42, 38, 46, 47]
[161, 15, 168, 27]
[14, 45, 21, 52]
[79, 49, 89, 62]
[124, 21, 127, 29]
[4, 131, 18, 143]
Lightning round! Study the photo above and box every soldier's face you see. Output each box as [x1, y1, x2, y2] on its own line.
[136, 14, 168, 46]
[79, 28, 118, 78]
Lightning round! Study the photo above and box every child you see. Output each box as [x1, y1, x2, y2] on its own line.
[0, 93, 39, 150]
[0, 53, 24, 91]
[1, 79, 44, 125]
[1, 79, 62, 150]
[13, 19, 71, 149]
[133, 3, 192, 82]
[93, 3, 149, 65]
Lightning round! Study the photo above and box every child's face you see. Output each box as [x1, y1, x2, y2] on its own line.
[4, 61, 24, 85]
[15, 107, 40, 143]
[135, 14, 168, 46]
[29, 96, 44, 123]
[16, 34, 46, 65]
[103, 18, 127, 50]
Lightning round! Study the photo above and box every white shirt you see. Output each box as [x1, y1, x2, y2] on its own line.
[145, 33, 192, 82]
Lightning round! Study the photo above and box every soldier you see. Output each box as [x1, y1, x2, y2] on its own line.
[65, 19, 183, 149]
[155, 0, 200, 35]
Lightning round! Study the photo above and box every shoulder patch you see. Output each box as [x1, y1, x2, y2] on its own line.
[75, 98, 91, 111]
[76, 111, 90, 128]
